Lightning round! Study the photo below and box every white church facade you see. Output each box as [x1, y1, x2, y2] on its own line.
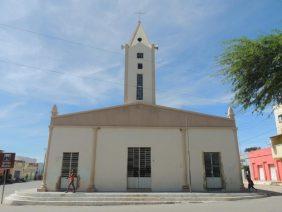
[39, 22, 242, 192]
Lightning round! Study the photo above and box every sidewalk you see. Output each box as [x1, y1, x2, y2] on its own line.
[243, 183, 282, 195]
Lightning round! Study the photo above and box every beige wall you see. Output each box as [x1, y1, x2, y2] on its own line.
[271, 134, 282, 159]
[189, 128, 241, 191]
[46, 126, 241, 192]
[46, 127, 94, 191]
[95, 128, 184, 191]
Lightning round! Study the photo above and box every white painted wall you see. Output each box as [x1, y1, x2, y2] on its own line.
[46, 127, 94, 191]
[125, 44, 155, 105]
[188, 128, 241, 191]
[95, 128, 184, 191]
[46, 126, 241, 192]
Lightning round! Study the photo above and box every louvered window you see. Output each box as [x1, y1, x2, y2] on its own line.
[127, 147, 151, 177]
[136, 74, 143, 100]
[61, 152, 79, 177]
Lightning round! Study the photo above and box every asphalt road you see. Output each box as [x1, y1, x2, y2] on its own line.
[0, 181, 281, 212]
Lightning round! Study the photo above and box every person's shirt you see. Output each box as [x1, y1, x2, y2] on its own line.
[247, 177, 254, 185]
[68, 173, 75, 182]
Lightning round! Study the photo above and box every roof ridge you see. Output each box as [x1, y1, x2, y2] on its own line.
[54, 103, 231, 121]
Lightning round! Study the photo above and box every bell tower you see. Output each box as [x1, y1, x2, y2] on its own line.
[122, 21, 157, 105]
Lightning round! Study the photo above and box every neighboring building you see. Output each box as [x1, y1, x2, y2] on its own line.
[247, 105, 282, 184]
[270, 105, 282, 159]
[248, 147, 282, 182]
[10, 157, 39, 181]
[38, 22, 242, 192]
[15, 156, 37, 164]
[10, 160, 25, 180]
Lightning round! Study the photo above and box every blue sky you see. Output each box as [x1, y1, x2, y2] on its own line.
[0, 0, 281, 162]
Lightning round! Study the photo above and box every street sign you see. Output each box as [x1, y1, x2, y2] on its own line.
[0, 153, 15, 169]
[0, 152, 15, 204]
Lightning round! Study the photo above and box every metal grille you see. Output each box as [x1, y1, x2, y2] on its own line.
[204, 152, 221, 177]
[61, 152, 79, 177]
[127, 147, 151, 177]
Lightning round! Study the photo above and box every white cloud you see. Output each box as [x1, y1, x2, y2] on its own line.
[0, 0, 233, 109]
[0, 102, 24, 119]
[158, 91, 232, 108]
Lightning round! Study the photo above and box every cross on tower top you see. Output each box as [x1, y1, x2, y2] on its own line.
[135, 11, 145, 22]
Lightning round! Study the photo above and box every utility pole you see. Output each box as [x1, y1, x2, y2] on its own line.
[1, 169, 7, 204]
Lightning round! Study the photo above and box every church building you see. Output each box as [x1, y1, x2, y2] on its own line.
[39, 22, 242, 192]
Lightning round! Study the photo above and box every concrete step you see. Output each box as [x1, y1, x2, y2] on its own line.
[14, 189, 266, 197]
[10, 194, 265, 201]
[6, 199, 180, 206]
[5, 190, 268, 206]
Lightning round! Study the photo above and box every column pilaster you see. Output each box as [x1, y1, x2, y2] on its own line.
[87, 127, 100, 192]
[38, 125, 53, 192]
[180, 128, 189, 191]
[233, 127, 244, 190]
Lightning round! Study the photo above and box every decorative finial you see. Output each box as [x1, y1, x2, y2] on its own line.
[135, 11, 145, 23]
[227, 106, 235, 120]
[51, 104, 58, 117]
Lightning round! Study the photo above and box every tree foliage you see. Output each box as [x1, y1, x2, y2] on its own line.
[244, 147, 261, 152]
[219, 31, 282, 112]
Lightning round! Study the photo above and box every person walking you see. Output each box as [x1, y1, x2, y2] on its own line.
[246, 174, 257, 192]
[65, 169, 76, 193]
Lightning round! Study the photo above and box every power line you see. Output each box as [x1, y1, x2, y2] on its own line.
[239, 128, 274, 144]
[0, 23, 120, 55]
[0, 36, 202, 96]
[0, 23, 212, 96]
[0, 23, 157, 64]
[237, 117, 272, 133]
[0, 57, 169, 93]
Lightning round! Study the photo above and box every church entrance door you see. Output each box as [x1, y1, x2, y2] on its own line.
[127, 147, 151, 190]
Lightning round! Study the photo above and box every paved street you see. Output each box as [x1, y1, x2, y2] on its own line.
[0, 180, 42, 199]
[0, 181, 281, 212]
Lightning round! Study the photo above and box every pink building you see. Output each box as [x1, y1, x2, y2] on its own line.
[248, 147, 282, 182]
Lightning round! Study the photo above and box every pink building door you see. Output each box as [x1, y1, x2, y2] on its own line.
[269, 165, 277, 181]
[258, 166, 265, 181]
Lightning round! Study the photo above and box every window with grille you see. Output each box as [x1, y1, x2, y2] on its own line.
[136, 74, 143, 100]
[204, 152, 221, 177]
[127, 147, 151, 177]
[61, 152, 79, 177]
[137, 63, 143, 69]
[137, 53, 143, 58]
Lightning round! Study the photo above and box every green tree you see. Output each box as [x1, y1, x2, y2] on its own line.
[219, 31, 282, 112]
[244, 147, 261, 152]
